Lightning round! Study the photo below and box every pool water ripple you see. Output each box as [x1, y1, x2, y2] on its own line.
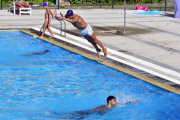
[0, 31, 180, 119]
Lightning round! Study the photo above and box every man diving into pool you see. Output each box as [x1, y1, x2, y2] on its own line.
[46, 96, 141, 119]
[53, 9, 107, 58]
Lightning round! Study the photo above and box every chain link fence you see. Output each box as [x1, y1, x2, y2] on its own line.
[0, 0, 175, 11]
[67, 0, 163, 5]
[147, 0, 174, 12]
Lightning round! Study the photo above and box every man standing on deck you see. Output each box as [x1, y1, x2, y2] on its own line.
[53, 9, 107, 58]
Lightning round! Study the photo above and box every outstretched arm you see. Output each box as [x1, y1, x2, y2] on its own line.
[55, 16, 63, 21]
[50, 10, 54, 19]
[132, 101, 141, 104]
[123, 101, 141, 105]
[63, 15, 78, 23]
[53, 10, 63, 21]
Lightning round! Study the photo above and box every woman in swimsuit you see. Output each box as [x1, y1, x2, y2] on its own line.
[39, 2, 54, 39]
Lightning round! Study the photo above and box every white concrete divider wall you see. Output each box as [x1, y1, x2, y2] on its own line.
[32, 27, 180, 85]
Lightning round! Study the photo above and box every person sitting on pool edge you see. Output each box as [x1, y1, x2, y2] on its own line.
[53, 9, 107, 58]
[46, 96, 141, 119]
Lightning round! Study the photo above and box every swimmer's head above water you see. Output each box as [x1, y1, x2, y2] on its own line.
[106, 96, 117, 108]
[44, 50, 50, 53]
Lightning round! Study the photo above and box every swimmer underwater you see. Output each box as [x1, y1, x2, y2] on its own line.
[46, 96, 141, 119]
[53, 9, 107, 58]
[21, 50, 50, 56]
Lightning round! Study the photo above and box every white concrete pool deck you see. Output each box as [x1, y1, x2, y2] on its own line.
[0, 9, 180, 86]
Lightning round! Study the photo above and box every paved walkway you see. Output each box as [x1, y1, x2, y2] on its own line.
[0, 8, 180, 85]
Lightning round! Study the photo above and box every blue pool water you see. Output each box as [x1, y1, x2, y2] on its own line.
[0, 31, 180, 120]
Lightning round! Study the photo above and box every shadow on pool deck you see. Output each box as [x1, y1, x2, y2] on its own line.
[60, 26, 154, 37]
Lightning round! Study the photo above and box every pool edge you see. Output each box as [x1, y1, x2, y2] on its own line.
[19, 29, 180, 95]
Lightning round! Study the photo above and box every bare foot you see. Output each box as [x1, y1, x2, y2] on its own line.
[38, 36, 43, 39]
[49, 36, 54, 40]
[103, 48, 107, 57]
[97, 49, 101, 58]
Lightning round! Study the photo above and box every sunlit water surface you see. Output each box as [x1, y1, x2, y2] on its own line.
[0, 31, 180, 120]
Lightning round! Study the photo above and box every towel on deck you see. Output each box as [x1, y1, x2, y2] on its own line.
[137, 11, 164, 15]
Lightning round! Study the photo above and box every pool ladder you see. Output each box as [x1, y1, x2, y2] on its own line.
[60, 19, 66, 37]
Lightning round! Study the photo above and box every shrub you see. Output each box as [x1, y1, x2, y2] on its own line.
[1, 0, 163, 5]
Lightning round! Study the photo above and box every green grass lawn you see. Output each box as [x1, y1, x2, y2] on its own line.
[1, 2, 11, 8]
[0, 2, 112, 9]
[0, 2, 55, 8]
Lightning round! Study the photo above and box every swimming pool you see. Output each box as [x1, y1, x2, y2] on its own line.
[0, 31, 180, 119]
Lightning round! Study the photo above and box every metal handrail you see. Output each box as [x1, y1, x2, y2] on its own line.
[60, 20, 62, 35]
[62, 20, 66, 37]
[59, 19, 66, 37]
[60, 13, 66, 37]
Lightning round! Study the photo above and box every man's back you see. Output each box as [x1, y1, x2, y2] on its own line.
[70, 14, 87, 30]
[54, 9, 107, 58]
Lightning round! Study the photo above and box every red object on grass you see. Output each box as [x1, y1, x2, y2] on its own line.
[136, 4, 148, 11]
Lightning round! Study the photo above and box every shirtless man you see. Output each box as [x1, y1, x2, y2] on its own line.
[89, 96, 141, 115]
[39, 2, 54, 39]
[46, 96, 141, 119]
[53, 9, 107, 58]
[69, 96, 141, 119]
